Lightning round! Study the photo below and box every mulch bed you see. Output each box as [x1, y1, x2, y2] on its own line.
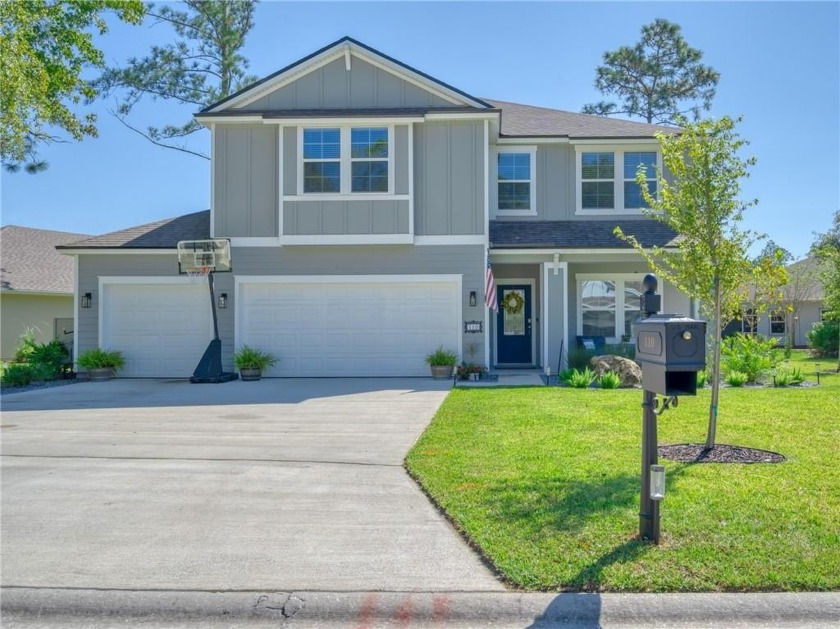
[659, 443, 786, 464]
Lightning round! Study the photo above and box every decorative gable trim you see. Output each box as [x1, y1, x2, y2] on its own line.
[204, 36, 492, 113]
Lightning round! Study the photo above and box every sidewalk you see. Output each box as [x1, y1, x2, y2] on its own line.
[3, 588, 839, 628]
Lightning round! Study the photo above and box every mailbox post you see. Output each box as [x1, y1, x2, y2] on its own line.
[635, 274, 706, 544]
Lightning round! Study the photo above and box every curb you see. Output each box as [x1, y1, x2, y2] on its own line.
[3, 589, 840, 627]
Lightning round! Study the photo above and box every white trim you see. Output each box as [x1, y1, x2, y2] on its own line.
[210, 123, 215, 238]
[497, 137, 570, 145]
[215, 42, 485, 113]
[493, 277, 536, 367]
[58, 249, 178, 256]
[569, 138, 660, 146]
[72, 256, 79, 366]
[277, 125, 284, 237]
[541, 262, 549, 369]
[278, 234, 413, 246]
[483, 120, 491, 368]
[0, 289, 72, 297]
[195, 115, 263, 126]
[561, 262, 569, 369]
[424, 112, 498, 122]
[344, 46, 351, 71]
[493, 145, 538, 216]
[414, 235, 485, 246]
[269, 116, 424, 126]
[408, 123, 415, 238]
[575, 273, 658, 342]
[490, 248, 653, 256]
[283, 194, 410, 202]
[229, 237, 282, 247]
[574, 144, 662, 216]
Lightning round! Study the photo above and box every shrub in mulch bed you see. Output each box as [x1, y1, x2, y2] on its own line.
[659, 443, 786, 464]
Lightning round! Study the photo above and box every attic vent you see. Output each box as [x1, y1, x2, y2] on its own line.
[344, 47, 352, 71]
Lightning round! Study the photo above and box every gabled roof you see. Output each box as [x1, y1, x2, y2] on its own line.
[490, 220, 680, 249]
[57, 211, 209, 250]
[483, 99, 680, 139]
[783, 257, 825, 301]
[0, 226, 90, 294]
[203, 36, 493, 113]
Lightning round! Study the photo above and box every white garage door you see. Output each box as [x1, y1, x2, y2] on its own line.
[238, 277, 461, 377]
[102, 282, 213, 377]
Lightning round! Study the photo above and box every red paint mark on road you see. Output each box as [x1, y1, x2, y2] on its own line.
[355, 592, 379, 629]
[395, 594, 414, 628]
[432, 594, 450, 626]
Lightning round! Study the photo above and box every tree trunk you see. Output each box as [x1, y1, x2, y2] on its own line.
[705, 276, 723, 450]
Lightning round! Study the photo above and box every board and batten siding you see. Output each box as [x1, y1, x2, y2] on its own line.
[414, 121, 485, 236]
[239, 56, 454, 111]
[283, 200, 410, 236]
[214, 125, 279, 237]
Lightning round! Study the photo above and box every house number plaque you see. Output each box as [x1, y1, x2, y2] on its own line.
[463, 320, 483, 334]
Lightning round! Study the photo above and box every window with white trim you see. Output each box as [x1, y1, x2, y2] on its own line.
[577, 275, 646, 340]
[300, 126, 391, 195]
[495, 147, 536, 214]
[770, 311, 786, 334]
[576, 146, 661, 214]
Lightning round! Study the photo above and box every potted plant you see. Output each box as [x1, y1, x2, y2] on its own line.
[233, 345, 278, 381]
[77, 348, 125, 381]
[456, 361, 487, 381]
[425, 346, 457, 379]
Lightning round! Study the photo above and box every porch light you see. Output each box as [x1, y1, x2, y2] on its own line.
[469, 290, 477, 307]
[218, 292, 228, 309]
[650, 464, 666, 501]
[81, 292, 92, 309]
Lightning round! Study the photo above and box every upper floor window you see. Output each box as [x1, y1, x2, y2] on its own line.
[495, 147, 536, 215]
[300, 126, 391, 195]
[576, 146, 660, 214]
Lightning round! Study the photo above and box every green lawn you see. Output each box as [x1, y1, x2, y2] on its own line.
[405, 351, 840, 592]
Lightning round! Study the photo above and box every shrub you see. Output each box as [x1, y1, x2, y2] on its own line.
[557, 368, 576, 383]
[29, 340, 69, 381]
[13, 327, 38, 363]
[77, 348, 126, 373]
[807, 321, 839, 358]
[1, 363, 36, 387]
[425, 346, 458, 366]
[568, 368, 596, 388]
[721, 333, 778, 383]
[568, 347, 595, 371]
[725, 371, 748, 387]
[774, 366, 805, 387]
[456, 361, 486, 380]
[598, 371, 621, 389]
[696, 370, 708, 388]
[233, 345, 278, 370]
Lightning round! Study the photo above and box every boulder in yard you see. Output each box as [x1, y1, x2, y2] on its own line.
[590, 355, 642, 387]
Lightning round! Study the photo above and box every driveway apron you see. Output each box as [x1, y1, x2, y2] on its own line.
[1, 379, 503, 592]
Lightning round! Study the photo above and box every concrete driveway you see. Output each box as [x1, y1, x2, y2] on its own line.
[1, 379, 503, 592]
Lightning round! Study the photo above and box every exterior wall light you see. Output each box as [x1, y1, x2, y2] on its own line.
[218, 292, 228, 309]
[469, 290, 477, 307]
[81, 292, 92, 309]
[650, 464, 666, 501]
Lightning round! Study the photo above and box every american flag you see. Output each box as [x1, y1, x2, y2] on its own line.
[485, 258, 498, 312]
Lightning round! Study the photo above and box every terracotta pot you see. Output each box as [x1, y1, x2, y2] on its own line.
[87, 367, 114, 382]
[430, 365, 454, 380]
[240, 367, 262, 381]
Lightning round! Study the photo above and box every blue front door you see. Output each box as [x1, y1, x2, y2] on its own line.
[496, 285, 532, 365]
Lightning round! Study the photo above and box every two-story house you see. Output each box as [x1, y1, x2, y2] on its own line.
[60, 37, 690, 378]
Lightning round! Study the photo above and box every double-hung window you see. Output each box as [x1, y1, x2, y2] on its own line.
[581, 152, 615, 210]
[577, 146, 660, 214]
[578, 275, 646, 340]
[770, 311, 786, 334]
[496, 148, 536, 215]
[301, 126, 391, 195]
[623, 152, 657, 209]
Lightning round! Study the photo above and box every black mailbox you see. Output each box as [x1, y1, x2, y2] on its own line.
[636, 314, 706, 396]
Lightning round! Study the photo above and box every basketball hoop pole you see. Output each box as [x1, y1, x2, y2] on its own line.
[208, 271, 220, 341]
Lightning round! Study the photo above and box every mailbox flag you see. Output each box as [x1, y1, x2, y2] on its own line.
[485, 259, 498, 312]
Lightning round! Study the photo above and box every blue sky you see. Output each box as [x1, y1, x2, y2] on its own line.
[2, 1, 838, 258]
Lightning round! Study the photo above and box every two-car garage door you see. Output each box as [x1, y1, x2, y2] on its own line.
[237, 277, 461, 377]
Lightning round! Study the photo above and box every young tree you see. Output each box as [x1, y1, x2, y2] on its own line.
[95, 0, 257, 159]
[615, 116, 785, 450]
[582, 19, 720, 125]
[811, 210, 840, 370]
[0, 0, 143, 172]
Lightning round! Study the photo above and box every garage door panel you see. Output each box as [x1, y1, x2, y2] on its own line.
[239, 279, 460, 377]
[103, 284, 213, 378]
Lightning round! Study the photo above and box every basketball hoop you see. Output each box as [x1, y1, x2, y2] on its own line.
[185, 266, 210, 282]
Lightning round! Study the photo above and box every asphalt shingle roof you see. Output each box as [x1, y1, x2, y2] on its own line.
[483, 98, 680, 139]
[58, 211, 210, 250]
[1, 226, 90, 293]
[490, 220, 680, 249]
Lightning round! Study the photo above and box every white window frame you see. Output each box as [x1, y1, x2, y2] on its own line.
[574, 144, 661, 216]
[576, 273, 663, 342]
[770, 311, 786, 335]
[494, 146, 537, 216]
[301, 127, 341, 194]
[297, 124, 395, 198]
[622, 151, 658, 211]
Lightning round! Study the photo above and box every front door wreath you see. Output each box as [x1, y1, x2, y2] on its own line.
[502, 290, 524, 315]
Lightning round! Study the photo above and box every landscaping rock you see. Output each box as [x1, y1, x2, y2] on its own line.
[590, 355, 642, 387]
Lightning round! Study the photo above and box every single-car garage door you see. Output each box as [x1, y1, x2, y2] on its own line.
[237, 276, 461, 377]
[101, 281, 213, 377]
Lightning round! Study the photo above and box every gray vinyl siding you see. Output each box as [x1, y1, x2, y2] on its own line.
[283, 200, 409, 235]
[394, 125, 409, 194]
[282, 126, 296, 196]
[240, 57, 454, 110]
[414, 121, 484, 236]
[214, 125, 278, 237]
[755, 302, 823, 347]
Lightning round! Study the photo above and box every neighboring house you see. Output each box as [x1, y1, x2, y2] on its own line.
[1, 226, 90, 360]
[731, 257, 828, 347]
[58, 37, 692, 378]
